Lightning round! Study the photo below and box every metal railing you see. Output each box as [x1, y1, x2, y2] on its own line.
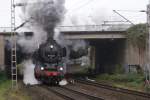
[0, 24, 132, 33]
[0, 27, 11, 32]
[57, 24, 132, 32]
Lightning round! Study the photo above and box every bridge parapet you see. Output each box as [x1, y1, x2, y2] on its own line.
[0, 24, 132, 32]
[57, 24, 132, 32]
[0, 27, 11, 32]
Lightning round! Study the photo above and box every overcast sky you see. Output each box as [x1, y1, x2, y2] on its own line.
[0, 0, 149, 27]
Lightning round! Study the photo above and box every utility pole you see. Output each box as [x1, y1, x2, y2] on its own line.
[146, 2, 150, 83]
[11, 0, 17, 88]
[147, 3, 150, 64]
[10, 1, 33, 88]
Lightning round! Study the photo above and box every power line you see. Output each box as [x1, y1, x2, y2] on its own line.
[115, 10, 146, 13]
[113, 10, 135, 25]
[68, 0, 90, 11]
[67, 0, 95, 14]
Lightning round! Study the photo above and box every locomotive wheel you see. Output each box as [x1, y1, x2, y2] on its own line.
[50, 78, 59, 86]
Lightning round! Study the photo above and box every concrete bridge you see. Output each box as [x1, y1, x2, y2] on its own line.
[1, 24, 142, 74]
[61, 31, 126, 39]
[58, 24, 131, 39]
[58, 24, 144, 73]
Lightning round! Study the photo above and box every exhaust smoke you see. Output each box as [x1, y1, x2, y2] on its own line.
[21, 0, 65, 39]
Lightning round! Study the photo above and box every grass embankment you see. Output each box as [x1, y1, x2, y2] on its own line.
[0, 71, 31, 100]
[93, 73, 150, 92]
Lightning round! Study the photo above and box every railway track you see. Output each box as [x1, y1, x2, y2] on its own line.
[47, 86, 104, 100]
[75, 79, 150, 99]
[47, 87, 74, 100]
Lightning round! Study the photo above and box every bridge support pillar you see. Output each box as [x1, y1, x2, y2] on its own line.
[0, 35, 5, 71]
[89, 46, 96, 70]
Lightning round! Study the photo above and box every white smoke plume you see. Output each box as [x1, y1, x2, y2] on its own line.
[18, 26, 47, 53]
[54, 29, 88, 53]
[91, 7, 109, 24]
[22, 60, 39, 85]
[71, 40, 87, 52]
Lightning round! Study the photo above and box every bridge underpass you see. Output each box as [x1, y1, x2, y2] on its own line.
[89, 39, 126, 74]
[61, 26, 130, 74]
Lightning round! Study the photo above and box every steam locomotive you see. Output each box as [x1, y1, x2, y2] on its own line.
[33, 38, 66, 85]
[33, 38, 88, 85]
[5, 32, 88, 85]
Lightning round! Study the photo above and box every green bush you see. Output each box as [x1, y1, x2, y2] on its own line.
[113, 64, 125, 74]
[94, 73, 146, 91]
[96, 73, 144, 84]
[0, 80, 11, 100]
[112, 73, 144, 83]
[110, 74, 128, 82]
[96, 73, 110, 80]
[0, 71, 7, 84]
[127, 23, 148, 49]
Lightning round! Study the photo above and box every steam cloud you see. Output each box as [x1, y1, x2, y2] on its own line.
[20, 0, 87, 54]
[19, 0, 66, 85]
[27, 0, 65, 38]
[54, 29, 88, 59]
[19, 0, 65, 53]
[23, 60, 39, 85]
[18, 27, 47, 53]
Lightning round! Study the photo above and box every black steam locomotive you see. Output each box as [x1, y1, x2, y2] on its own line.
[33, 38, 66, 85]
[33, 38, 88, 85]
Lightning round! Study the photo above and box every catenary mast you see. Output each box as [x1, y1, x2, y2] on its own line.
[11, 0, 17, 88]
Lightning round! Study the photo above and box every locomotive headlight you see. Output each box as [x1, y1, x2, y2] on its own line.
[50, 45, 54, 49]
[41, 67, 44, 70]
[59, 67, 63, 71]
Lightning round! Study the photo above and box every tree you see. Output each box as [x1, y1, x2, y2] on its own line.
[127, 24, 148, 66]
[127, 23, 148, 49]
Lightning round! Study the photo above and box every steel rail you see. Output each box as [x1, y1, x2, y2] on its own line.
[75, 79, 150, 99]
[60, 86, 104, 100]
[47, 87, 74, 100]
[46, 86, 104, 100]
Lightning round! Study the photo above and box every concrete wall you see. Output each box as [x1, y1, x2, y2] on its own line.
[126, 43, 146, 67]
[89, 46, 96, 69]
[0, 35, 5, 70]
